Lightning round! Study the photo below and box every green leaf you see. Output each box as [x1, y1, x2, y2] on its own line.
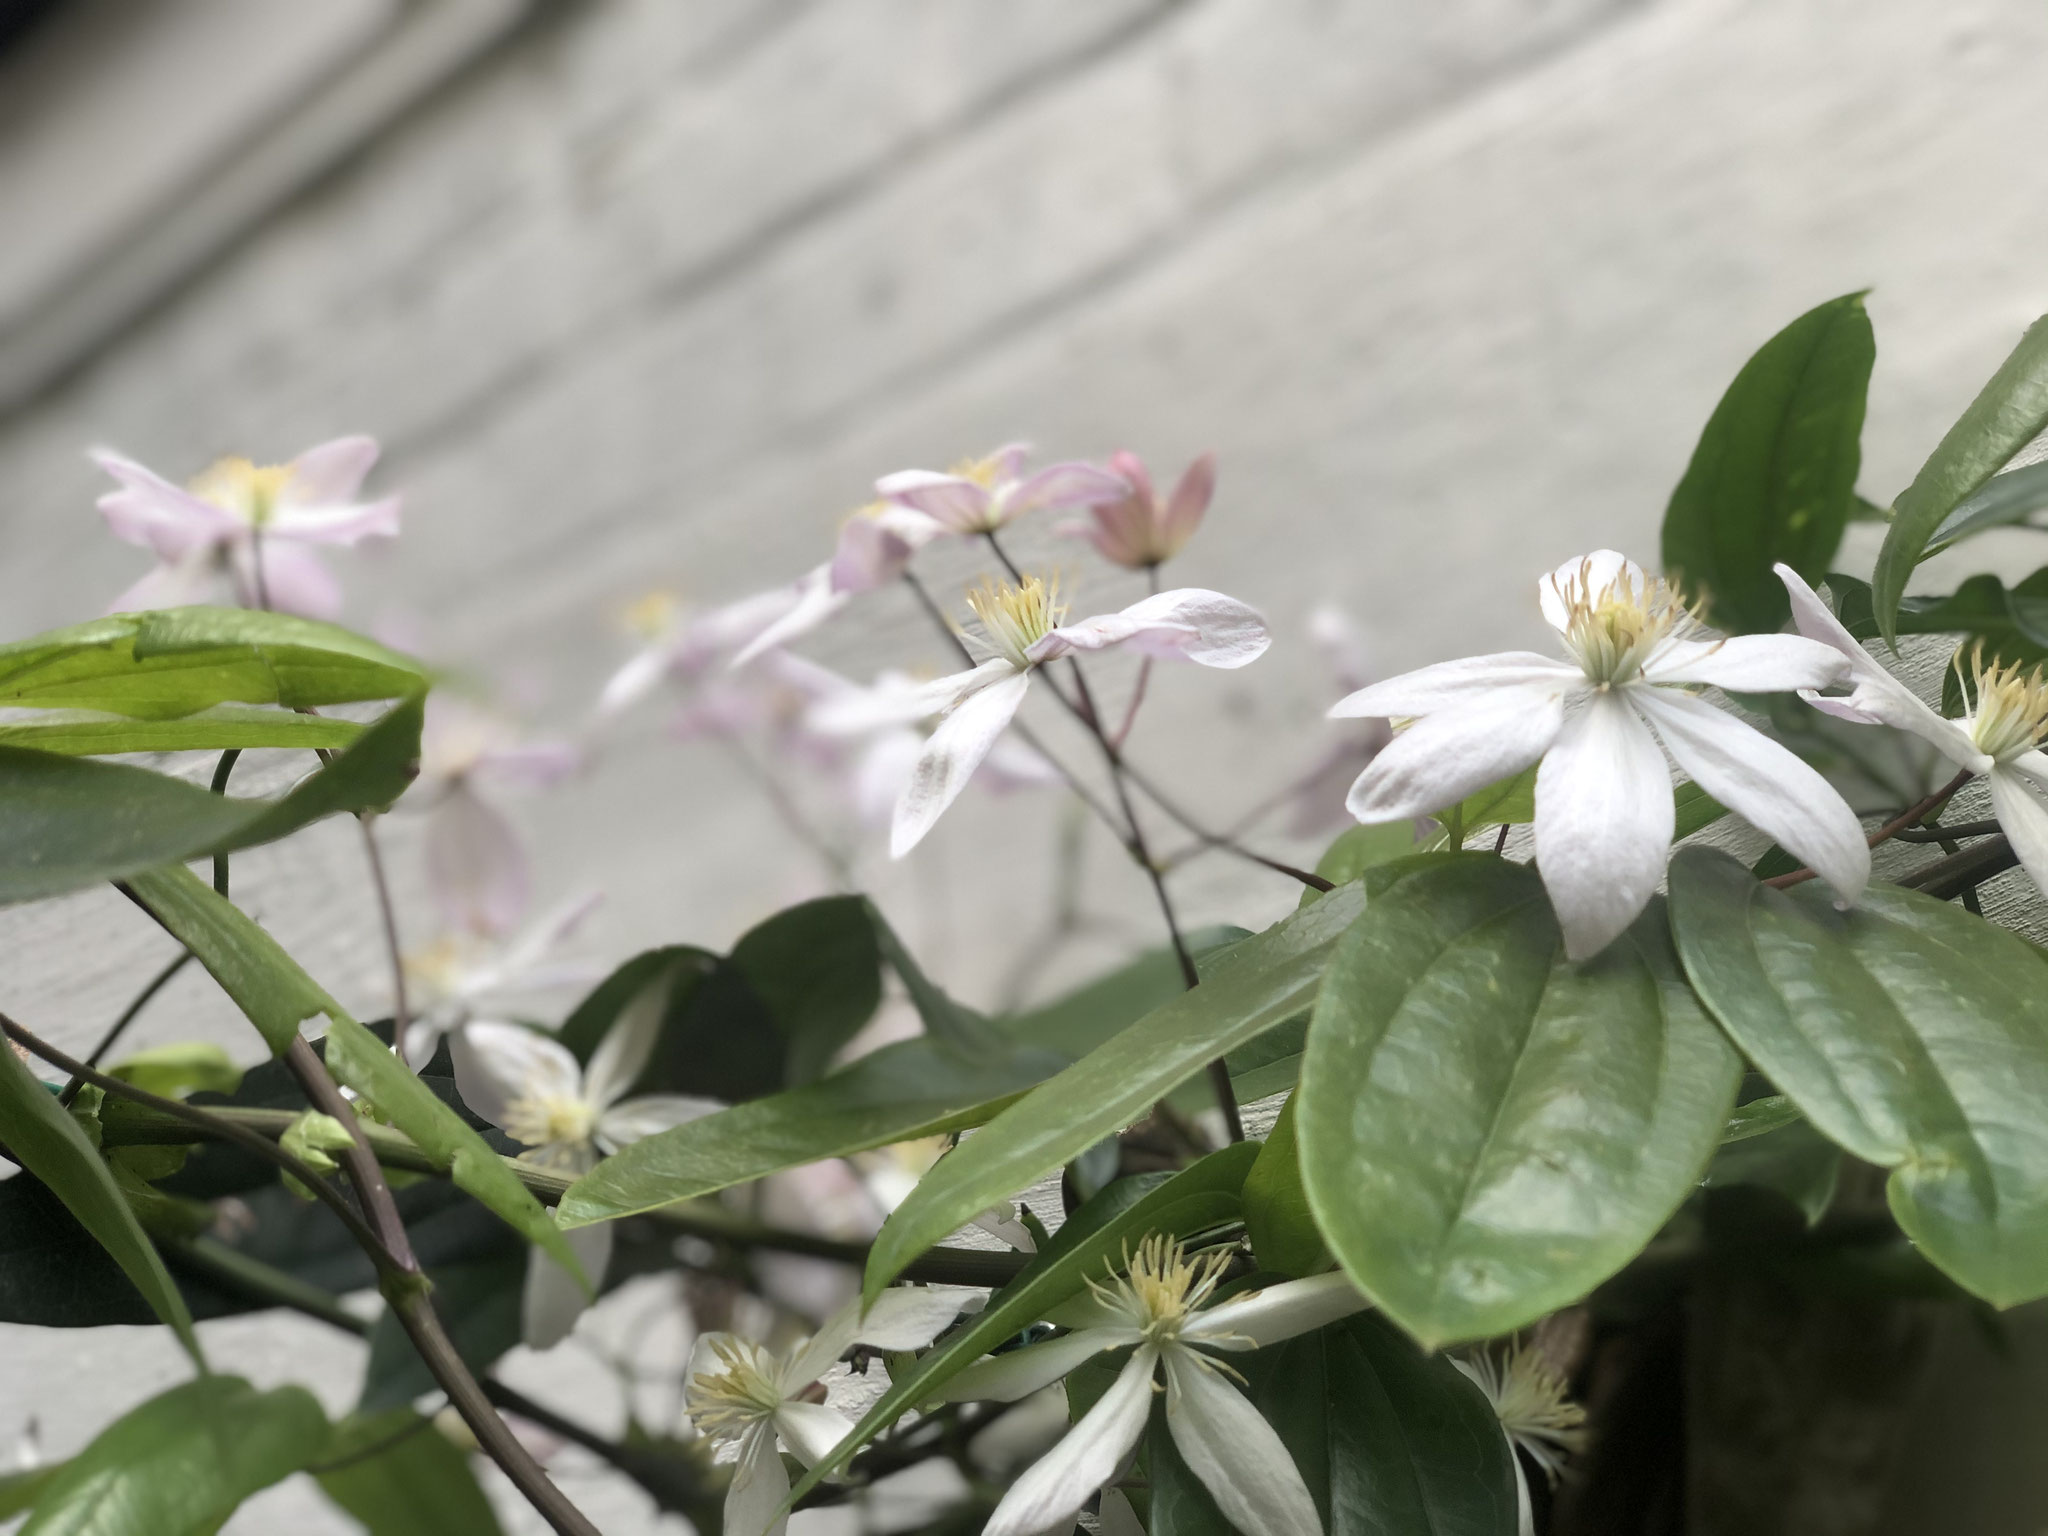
[108, 1043, 242, 1100]
[1924, 459, 2048, 558]
[0, 693, 421, 903]
[1451, 764, 1538, 828]
[0, 1037, 200, 1363]
[1669, 847, 2048, 1306]
[1300, 824, 1417, 908]
[1002, 928, 1246, 1057]
[0, 705, 363, 756]
[1298, 856, 1740, 1347]
[0, 1466, 59, 1519]
[790, 1146, 1259, 1500]
[20, 1375, 328, 1536]
[1673, 780, 1730, 840]
[1874, 314, 2048, 644]
[1722, 1093, 1802, 1143]
[1241, 1096, 1326, 1277]
[316, 1410, 505, 1536]
[861, 881, 1373, 1301]
[1662, 292, 1874, 634]
[1703, 1114, 1841, 1226]
[359, 1257, 524, 1413]
[1830, 567, 2048, 649]
[0, 607, 425, 719]
[867, 899, 1005, 1058]
[731, 897, 883, 1083]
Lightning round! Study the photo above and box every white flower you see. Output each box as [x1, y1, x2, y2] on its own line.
[938, 1236, 1370, 1536]
[1779, 563, 2048, 892]
[1332, 550, 1868, 959]
[402, 892, 605, 1070]
[451, 974, 721, 1347]
[599, 588, 819, 717]
[817, 574, 1268, 856]
[686, 1288, 977, 1536]
[877, 443, 1127, 537]
[1452, 1340, 1587, 1536]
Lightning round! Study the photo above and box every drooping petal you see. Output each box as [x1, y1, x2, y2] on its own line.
[1990, 767, 2048, 894]
[1162, 1350, 1320, 1536]
[773, 1401, 859, 1468]
[876, 470, 995, 532]
[1328, 653, 1578, 720]
[1631, 686, 1869, 902]
[583, 970, 674, 1110]
[522, 1220, 611, 1349]
[596, 1094, 725, 1151]
[1532, 691, 1676, 962]
[91, 448, 244, 554]
[1183, 1270, 1370, 1350]
[892, 666, 1033, 857]
[426, 784, 530, 938]
[984, 1346, 1157, 1536]
[282, 436, 380, 505]
[1642, 634, 1849, 692]
[852, 729, 925, 825]
[732, 567, 847, 668]
[238, 539, 344, 619]
[2005, 748, 2048, 792]
[725, 1422, 793, 1536]
[1028, 588, 1270, 668]
[829, 514, 921, 594]
[1538, 549, 1642, 633]
[937, 1328, 1135, 1404]
[810, 661, 1008, 736]
[106, 551, 225, 614]
[450, 1021, 585, 1134]
[1775, 563, 1865, 652]
[1344, 687, 1568, 822]
[1003, 462, 1130, 518]
[270, 494, 401, 546]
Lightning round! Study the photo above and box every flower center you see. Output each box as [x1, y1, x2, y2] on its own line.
[685, 1338, 785, 1444]
[950, 450, 1010, 490]
[964, 575, 1067, 670]
[500, 1089, 596, 1159]
[1461, 1339, 1586, 1479]
[1551, 560, 1691, 686]
[188, 457, 295, 527]
[1960, 648, 2048, 763]
[1100, 1234, 1232, 1349]
[623, 591, 679, 640]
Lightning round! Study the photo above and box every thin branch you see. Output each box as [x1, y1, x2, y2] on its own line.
[57, 953, 192, 1108]
[1765, 769, 1974, 890]
[355, 816, 414, 1067]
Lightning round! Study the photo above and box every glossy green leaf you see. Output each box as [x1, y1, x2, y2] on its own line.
[0, 1466, 58, 1519]
[317, 1410, 505, 1536]
[1299, 856, 1740, 1347]
[20, 1375, 327, 1536]
[790, 1146, 1259, 1500]
[1669, 847, 2048, 1305]
[1662, 293, 1873, 634]
[1301, 824, 1417, 908]
[1874, 314, 2048, 644]
[0, 693, 420, 902]
[731, 897, 883, 1083]
[867, 899, 1005, 1058]
[1242, 1096, 1325, 1277]
[0, 705, 362, 756]
[1924, 459, 2048, 558]
[1722, 1093, 1802, 1143]
[1005, 928, 1246, 1055]
[1703, 1114, 1841, 1226]
[0, 1038, 200, 1363]
[0, 606, 424, 719]
[861, 880, 1372, 1301]
[359, 1257, 524, 1414]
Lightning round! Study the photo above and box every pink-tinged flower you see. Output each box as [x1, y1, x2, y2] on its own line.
[599, 588, 812, 717]
[730, 501, 949, 668]
[876, 443, 1128, 536]
[821, 575, 1266, 857]
[404, 892, 606, 1070]
[1333, 550, 1866, 960]
[1064, 450, 1214, 569]
[93, 437, 399, 619]
[1779, 564, 2048, 894]
[416, 698, 581, 939]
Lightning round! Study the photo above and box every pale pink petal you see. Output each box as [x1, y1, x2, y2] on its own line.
[1538, 549, 1644, 633]
[891, 667, 1033, 856]
[268, 493, 401, 546]
[1532, 692, 1675, 961]
[1029, 588, 1270, 668]
[106, 551, 225, 614]
[1642, 634, 1850, 692]
[1992, 767, 2048, 895]
[983, 1347, 1156, 1536]
[1002, 462, 1130, 517]
[522, 1222, 610, 1349]
[237, 539, 343, 619]
[1344, 687, 1569, 822]
[732, 567, 846, 667]
[1328, 653, 1578, 719]
[1163, 1350, 1321, 1536]
[1631, 686, 1869, 902]
[427, 784, 530, 937]
[1108, 449, 1156, 509]
[92, 448, 243, 554]
[473, 740, 582, 791]
[986, 442, 1033, 483]
[830, 516, 917, 593]
[282, 436, 380, 504]
[450, 1020, 585, 1132]
[1162, 451, 1215, 549]
[875, 470, 994, 533]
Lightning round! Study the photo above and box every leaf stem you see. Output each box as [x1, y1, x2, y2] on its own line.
[1764, 768, 1974, 890]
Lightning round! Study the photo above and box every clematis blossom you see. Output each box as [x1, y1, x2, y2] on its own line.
[402, 892, 605, 1070]
[1333, 550, 1867, 960]
[599, 588, 818, 717]
[452, 973, 720, 1347]
[93, 437, 399, 619]
[819, 574, 1268, 856]
[686, 1288, 978, 1536]
[937, 1236, 1369, 1536]
[1779, 563, 2048, 893]
[1453, 1340, 1587, 1536]
[731, 501, 951, 668]
[877, 442, 1128, 536]
[1063, 449, 1213, 569]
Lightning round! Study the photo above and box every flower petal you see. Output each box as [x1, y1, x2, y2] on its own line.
[583, 970, 674, 1110]
[522, 1221, 610, 1349]
[1642, 634, 1850, 692]
[810, 661, 1008, 736]
[1003, 462, 1130, 517]
[106, 552, 223, 615]
[1328, 653, 1578, 719]
[773, 1401, 858, 1468]
[283, 435, 380, 504]
[1631, 686, 1869, 902]
[596, 1093, 724, 1150]
[270, 494, 401, 546]
[426, 784, 530, 938]
[1162, 452, 1215, 550]
[892, 666, 1033, 857]
[937, 1328, 1133, 1404]
[851, 1285, 980, 1351]
[984, 1346, 1157, 1536]
[732, 567, 847, 668]
[1538, 549, 1643, 633]
[1162, 1349, 1320, 1536]
[1532, 691, 1675, 962]
[450, 1021, 584, 1134]
[726, 1422, 792, 1536]
[1991, 767, 2048, 895]
[238, 540, 343, 619]
[1344, 687, 1568, 822]
[876, 470, 994, 532]
[1030, 587, 1270, 669]
[597, 644, 672, 717]
[92, 448, 243, 554]
[1184, 1270, 1369, 1350]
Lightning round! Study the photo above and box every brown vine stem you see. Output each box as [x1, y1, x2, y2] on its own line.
[1764, 768, 1973, 890]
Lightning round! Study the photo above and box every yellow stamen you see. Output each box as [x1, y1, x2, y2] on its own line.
[500, 1091, 596, 1162]
[949, 450, 1011, 489]
[1463, 1337, 1586, 1482]
[187, 457, 295, 527]
[1956, 643, 2048, 762]
[685, 1337, 785, 1443]
[1550, 557, 1700, 686]
[1093, 1234, 1237, 1355]
[964, 574, 1067, 670]
[622, 591, 679, 640]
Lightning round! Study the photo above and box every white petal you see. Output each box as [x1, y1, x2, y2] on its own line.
[809, 661, 1007, 736]
[1328, 653, 1577, 719]
[891, 667, 1033, 857]
[1776, 563, 1864, 653]
[937, 1329, 1134, 1404]
[596, 1093, 724, 1150]
[1162, 1350, 1320, 1536]
[283, 435, 380, 505]
[726, 1423, 792, 1536]
[449, 1021, 585, 1134]
[773, 1401, 857, 1468]
[848, 1285, 980, 1352]
[2006, 748, 2048, 792]
[779, 1295, 867, 1392]
[269, 494, 401, 547]
[1184, 1270, 1369, 1350]
[1511, 1448, 1536, 1536]
[1344, 687, 1568, 822]
[1532, 692, 1675, 962]
[425, 785, 529, 939]
[1539, 550, 1643, 633]
[597, 645, 671, 717]
[1642, 634, 1850, 692]
[983, 1347, 1157, 1536]
[1991, 767, 2048, 895]
[732, 567, 846, 668]
[1631, 686, 1869, 902]
[521, 1221, 610, 1349]
[583, 969, 675, 1110]
[1028, 588, 1271, 669]
[876, 470, 995, 532]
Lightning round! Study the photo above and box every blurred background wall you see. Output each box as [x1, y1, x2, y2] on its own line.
[4, 2, 2048, 1531]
